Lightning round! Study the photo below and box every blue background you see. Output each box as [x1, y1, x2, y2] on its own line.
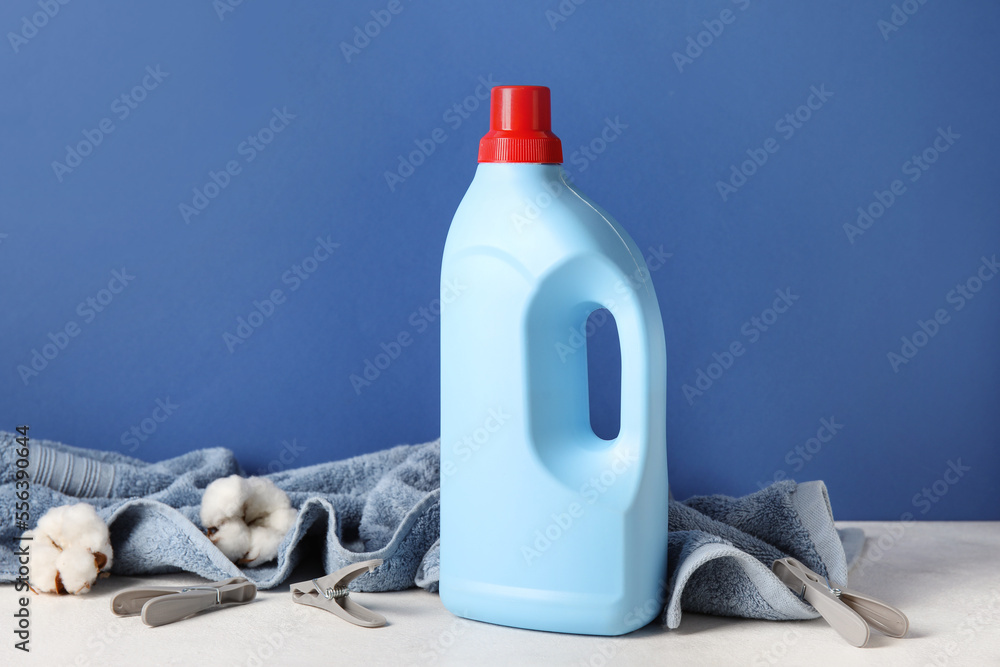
[1, 1, 997, 519]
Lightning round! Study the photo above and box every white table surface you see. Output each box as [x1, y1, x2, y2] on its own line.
[4, 521, 998, 666]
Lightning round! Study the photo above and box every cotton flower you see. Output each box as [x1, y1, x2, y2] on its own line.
[23, 503, 113, 595]
[200, 475, 297, 566]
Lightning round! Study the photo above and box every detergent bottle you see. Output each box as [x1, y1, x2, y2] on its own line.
[439, 86, 668, 635]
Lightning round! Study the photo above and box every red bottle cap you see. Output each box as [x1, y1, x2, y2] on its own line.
[478, 86, 563, 164]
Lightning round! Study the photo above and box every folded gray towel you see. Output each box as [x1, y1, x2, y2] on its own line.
[0, 431, 862, 629]
[660, 480, 863, 627]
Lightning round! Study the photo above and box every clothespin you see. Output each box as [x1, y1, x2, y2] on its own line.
[111, 577, 257, 627]
[772, 557, 908, 647]
[290, 559, 386, 628]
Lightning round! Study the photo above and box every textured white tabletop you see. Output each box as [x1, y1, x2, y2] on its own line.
[4, 521, 998, 667]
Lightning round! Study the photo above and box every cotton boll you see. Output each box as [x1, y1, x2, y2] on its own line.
[200, 475, 297, 565]
[26, 504, 112, 595]
[243, 507, 298, 566]
[243, 527, 285, 566]
[259, 507, 297, 533]
[24, 533, 61, 594]
[243, 477, 292, 523]
[200, 475, 250, 528]
[56, 504, 114, 567]
[208, 521, 252, 562]
[55, 548, 101, 594]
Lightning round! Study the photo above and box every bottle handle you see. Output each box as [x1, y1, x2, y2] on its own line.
[606, 273, 666, 461]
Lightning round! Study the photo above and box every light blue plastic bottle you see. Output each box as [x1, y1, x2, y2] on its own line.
[440, 86, 668, 636]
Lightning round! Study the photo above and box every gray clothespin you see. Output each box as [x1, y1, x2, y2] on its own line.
[111, 577, 257, 627]
[290, 559, 386, 628]
[772, 557, 909, 647]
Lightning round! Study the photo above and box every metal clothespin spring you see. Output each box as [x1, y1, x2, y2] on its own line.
[180, 585, 222, 605]
[315, 581, 349, 600]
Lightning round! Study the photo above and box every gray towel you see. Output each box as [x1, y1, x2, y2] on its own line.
[660, 480, 863, 627]
[0, 432, 439, 591]
[0, 431, 862, 628]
